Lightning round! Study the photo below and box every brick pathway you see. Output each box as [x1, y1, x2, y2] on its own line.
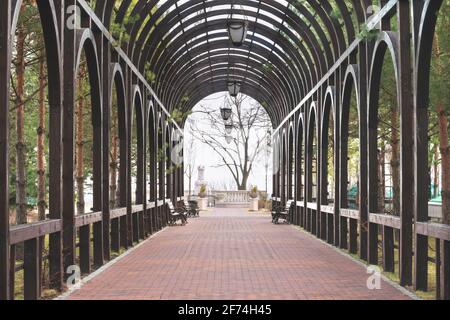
[65, 208, 411, 300]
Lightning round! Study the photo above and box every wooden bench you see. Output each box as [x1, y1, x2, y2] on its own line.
[272, 200, 294, 224]
[185, 200, 200, 218]
[167, 200, 188, 226]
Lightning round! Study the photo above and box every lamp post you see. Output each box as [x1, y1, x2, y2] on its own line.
[225, 123, 233, 135]
[226, 19, 248, 47]
[220, 106, 232, 121]
[227, 81, 241, 97]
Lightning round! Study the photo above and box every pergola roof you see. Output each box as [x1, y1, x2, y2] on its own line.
[93, 0, 370, 126]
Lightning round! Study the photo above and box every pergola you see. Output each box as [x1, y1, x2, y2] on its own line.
[0, 0, 448, 300]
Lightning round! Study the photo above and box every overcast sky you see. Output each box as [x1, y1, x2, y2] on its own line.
[183, 92, 273, 194]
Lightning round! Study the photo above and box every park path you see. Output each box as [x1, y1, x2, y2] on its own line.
[64, 208, 412, 300]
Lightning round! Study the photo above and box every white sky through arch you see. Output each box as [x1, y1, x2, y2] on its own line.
[183, 92, 273, 194]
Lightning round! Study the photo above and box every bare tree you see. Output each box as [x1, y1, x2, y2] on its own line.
[263, 129, 272, 193]
[184, 119, 196, 196]
[190, 95, 271, 191]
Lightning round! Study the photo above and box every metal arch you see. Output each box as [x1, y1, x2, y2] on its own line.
[287, 122, 295, 200]
[110, 63, 128, 142]
[321, 86, 337, 132]
[180, 78, 280, 123]
[96, 0, 371, 126]
[163, 48, 301, 101]
[131, 85, 146, 211]
[11, 0, 25, 38]
[307, 101, 319, 142]
[161, 47, 298, 109]
[74, 29, 103, 126]
[171, 70, 280, 105]
[182, 80, 275, 111]
[158, 39, 304, 107]
[143, 4, 325, 73]
[177, 72, 281, 114]
[158, 35, 304, 99]
[148, 23, 310, 102]
[319, 86, 337, 207]
[144, 12, 322, 87]
[341, 64, 360, 127]
[147, 100, 158, 203]
[296, 113, 305, 197]
[137, 15, 320, 117]
[367, 31, 401, 131]
[171, 76, 284, 119]
[116, 0, 361, 71]
[182, 79, 276, 109]
[145, 16, 316, 104]
[99, 0, 370, 122]
[146, 100, 156, 128]
[181, 80, 280, 125]
[157, 52, 295, 116]
[1, 0, 449, 301]
[108, 0, 353, 67]
[94, 0, 112, 26]
[130, 0, 334, 68]
[167, 62, 291, 113]
[305, 0, 346, 59]
[414, 0, 443, 108]
[411, 0, 445, 292]
[132, 85, 145, 131]
[305, 100, 319, 226]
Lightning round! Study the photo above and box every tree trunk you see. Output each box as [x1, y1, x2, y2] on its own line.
[433, 143, 439, 199]
[238, 173, 249, 190]
[378, 146, 385, 212]
[37, 47, 47, 292]
[437, 104, 450, 225]
[15, 6, 27, 226]
[433, 24, 450, 225]
[390, 108, 400, 216]
[110, 114, 118, 209]
[188, 165, 192, 196]
[76, 64, 86, 215]
[37, 50, 46, 221]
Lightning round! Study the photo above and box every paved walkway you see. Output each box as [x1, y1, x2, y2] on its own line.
[65, 208, 411, 300]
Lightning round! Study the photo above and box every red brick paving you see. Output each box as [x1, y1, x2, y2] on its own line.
[66, 208, 411, 300]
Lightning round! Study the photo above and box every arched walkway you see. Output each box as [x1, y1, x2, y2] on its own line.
[0, 0, 449, 301]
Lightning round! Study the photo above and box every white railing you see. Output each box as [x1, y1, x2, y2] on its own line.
[211, 191, 249, 204]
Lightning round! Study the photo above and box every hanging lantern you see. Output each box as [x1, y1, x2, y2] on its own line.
[225, 135, 233, 144]
[227, 81, 241, 97]
[227, 19, 248, 47]
[220, 107, 232, 121]
[225, 123, 234, 135]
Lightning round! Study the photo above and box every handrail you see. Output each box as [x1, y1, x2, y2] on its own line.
[10, 219, 61, 245]
[340, 209, 360, 220]
[416, 222, 450, 241]
[131, 204, 144, 214]
[307, 202, 317, 210]
[369, 213, 401, 229]
[75, 212, 103, 228]
[320, 206, 334, 214]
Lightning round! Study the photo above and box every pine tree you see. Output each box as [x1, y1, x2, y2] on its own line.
[37, 48, 46, 221]
[75, 63, 87, 215]
[15, 2, 27, 225]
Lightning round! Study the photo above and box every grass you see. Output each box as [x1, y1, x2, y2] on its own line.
[12, 226, 134, 300]
[353, 235, 438, 300]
